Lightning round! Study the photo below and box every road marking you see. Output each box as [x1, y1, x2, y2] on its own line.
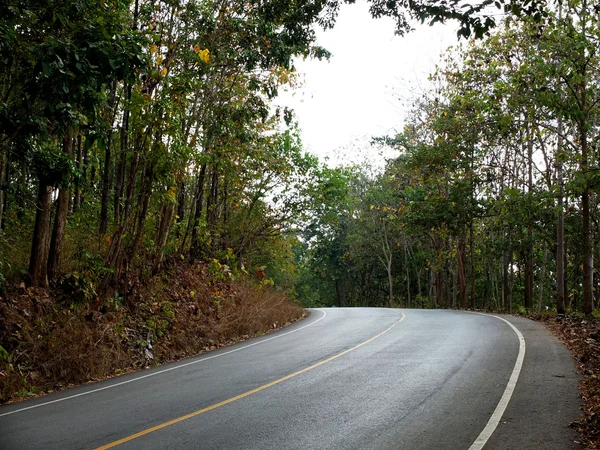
[468, 313, 526, 450]
[95, 311, 406, 449]
[0, 309, 328, 418]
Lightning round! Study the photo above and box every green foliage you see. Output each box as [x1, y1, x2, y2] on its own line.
[58, 252, 112, 305]
[294, 5, 600, 314]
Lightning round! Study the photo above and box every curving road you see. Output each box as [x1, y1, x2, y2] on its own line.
[0, 308, 581, 449]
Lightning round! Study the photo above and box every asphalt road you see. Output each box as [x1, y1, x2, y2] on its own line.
[0, 308, 581, 449]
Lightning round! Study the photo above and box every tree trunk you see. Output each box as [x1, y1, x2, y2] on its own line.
[582, 123, 593, 314]
[29, 183, 53, 287]
[524, 120, 534, 310]
[127, 164, 154, 263]
[565, 246, 570, 311]
[457, 233, 467, 308]
[17, 160, 26, 221]
[206, 165, 219, 255]
[115, 83, 131, 225]
[73, 134, 83, 212]
[333, 279, 340, 307]
[469, 221, 476, 309]
[503, 250, 509, 311]
[190, 164, 207, 258]
[525, 255, 534, 310]
[176, 179, 186, 231]
[404, 241, 411, 307]
[556, 114, 566, 315]
[154, 200, 175, 272]
[538, 244, 548, 313]
[100, 79, 118, 234]
[386, 256, 393, 307]
[47, 126, 75, 282]
[436, 269, 444, 308]
[0, 146, 6, 230]
[100, 130, 114, 235]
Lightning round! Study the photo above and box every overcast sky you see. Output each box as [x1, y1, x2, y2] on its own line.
[277, 2, 460, 168]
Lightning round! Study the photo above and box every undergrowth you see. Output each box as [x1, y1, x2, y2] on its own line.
[0, 260, 304, 404]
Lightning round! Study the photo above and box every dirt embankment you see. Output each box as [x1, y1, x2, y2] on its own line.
[0, 261, 304, 404]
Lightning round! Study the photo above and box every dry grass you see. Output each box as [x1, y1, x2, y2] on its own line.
[0, 261, 304, 404]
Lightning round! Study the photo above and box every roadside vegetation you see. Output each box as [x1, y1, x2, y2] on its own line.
[0, 260, 303, 403]
[2, 0, 600, 446]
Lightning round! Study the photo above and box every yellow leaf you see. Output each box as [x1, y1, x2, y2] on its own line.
[167, 186, 176, 199]
[150, 44, 158, 54]
[198, 49, 210, 64]
[156, 55, 163, 65]
[160, 67, 168, 77]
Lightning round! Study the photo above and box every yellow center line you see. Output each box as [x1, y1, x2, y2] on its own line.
[96, 311, 406, 449]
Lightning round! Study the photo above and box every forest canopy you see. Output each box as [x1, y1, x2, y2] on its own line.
[0, 0, 597, 319]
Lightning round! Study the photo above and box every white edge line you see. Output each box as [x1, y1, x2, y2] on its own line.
[0, 309, 327, 418]
[468, 313, 526, 450]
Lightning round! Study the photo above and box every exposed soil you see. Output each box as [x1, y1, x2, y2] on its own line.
[0, 260, 304, 404]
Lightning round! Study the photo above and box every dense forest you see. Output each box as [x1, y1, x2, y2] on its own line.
[1, 0, 356, 401]
[298, 3, 600, 316]
[0, 0, 599, 314]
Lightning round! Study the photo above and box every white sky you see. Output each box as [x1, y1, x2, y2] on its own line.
[277, 1, 460, 169]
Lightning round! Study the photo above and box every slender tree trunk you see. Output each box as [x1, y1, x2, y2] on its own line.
[190, 164, 207, 258]
[509, 252, 514, 312]
[429, 269, 435, 307]
[154, 201, 175, 273]
[452, 264, 457, 309]
[205, 165, 220, 255]
[335, 279, 342, 307]
[47, 126, 75, 282]
[29, 182, 53, 287]
[0, 152, 7, 231]
[73, 134, 83, 212]
[582, 124, 593, 314]
[47, 186, 70, 282]
[525, 121, 534, 310]
[100, 130, 114, 235]
[115, 83, 131, 225]
[17, 160, 26, 221]
[404, 241, 411, 307]
[556, 115, 566, 315]
[127, 164, 153, 264]
[469, 221, 476, 309]
[386, 255, 393, 307]
[0, 146, 6, 230]
[457, 233, 467, 308]
[564, 245, 570, 311]
[436, 269, 444, 308]
[100, 80, 118, 235]
[538, 244, 548, 313]
[503, 251, 509, 311]
[176, 179, 186, 231]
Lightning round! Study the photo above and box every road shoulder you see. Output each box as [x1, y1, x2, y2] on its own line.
[484, 315, 581, 449]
